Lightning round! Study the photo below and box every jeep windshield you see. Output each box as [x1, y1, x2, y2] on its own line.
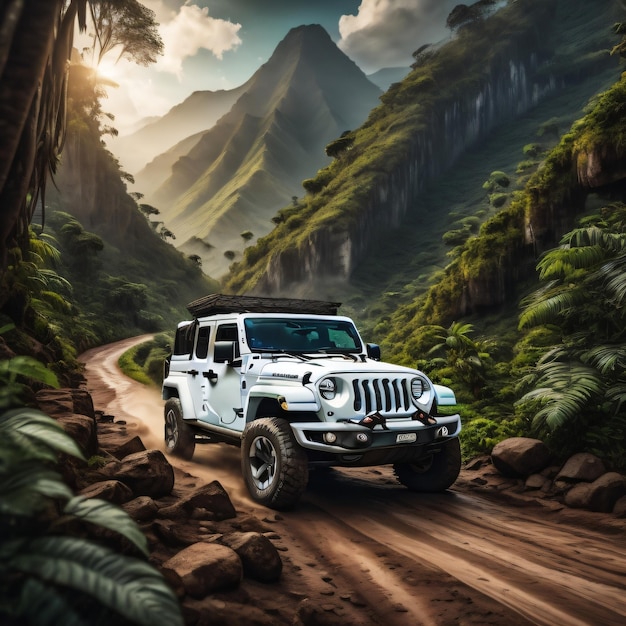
[244, 317, 362, 354]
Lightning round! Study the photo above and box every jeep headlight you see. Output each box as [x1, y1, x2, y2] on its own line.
[411, 377, 424, 400]
[319, 378, 337, 400]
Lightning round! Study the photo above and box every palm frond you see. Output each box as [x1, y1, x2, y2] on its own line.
[520, 361, 603, 431]
[562, 226, 626, 252]
[582, 343, 626, 374]
[537, 244, 605, 279]
[597, 253, 626, 306]
[519, 287, 585, 329]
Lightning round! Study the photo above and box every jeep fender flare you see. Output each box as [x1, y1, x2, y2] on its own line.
[246, 383, 319, 418]
[162, 381, 196, 421]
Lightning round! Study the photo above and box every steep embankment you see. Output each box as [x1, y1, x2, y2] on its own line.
[49, 111, 217, 332]
[224, 0, 619, 307]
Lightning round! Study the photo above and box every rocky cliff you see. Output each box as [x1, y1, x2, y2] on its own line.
[226, 0, 619, 308]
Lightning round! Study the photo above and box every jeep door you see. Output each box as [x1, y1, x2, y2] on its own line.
[204, 322, 245, 431]
[186, 323, 215, 423]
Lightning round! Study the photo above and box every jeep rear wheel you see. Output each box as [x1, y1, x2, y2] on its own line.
[393, 437, 461, 492]
[241, 417, 308, 510]
[164, 398, 195, 460]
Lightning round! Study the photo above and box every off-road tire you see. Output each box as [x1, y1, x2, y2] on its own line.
[164, 398, 195, 460]
[241, 417, 309, 510]
[393, 437, 461, 492]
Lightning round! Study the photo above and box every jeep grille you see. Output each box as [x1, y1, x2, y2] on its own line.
[352, 378, 412, 414]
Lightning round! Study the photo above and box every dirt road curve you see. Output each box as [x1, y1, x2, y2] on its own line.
[81, 337, 626, 626]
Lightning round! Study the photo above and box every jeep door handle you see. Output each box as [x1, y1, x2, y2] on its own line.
[188, 369, 199, 377]
[203, 369, 218, 381]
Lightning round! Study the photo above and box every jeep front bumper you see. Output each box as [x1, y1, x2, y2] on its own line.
[289, 414, 461, 454]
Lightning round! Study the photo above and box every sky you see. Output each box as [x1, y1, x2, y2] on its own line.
[87, 0, 459, 133]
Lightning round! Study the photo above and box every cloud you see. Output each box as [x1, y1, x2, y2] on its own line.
[155, 2, 242, 77]
[338, 0, 458, 73]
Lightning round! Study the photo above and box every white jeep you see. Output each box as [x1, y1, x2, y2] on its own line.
[162, 294, 462, 509]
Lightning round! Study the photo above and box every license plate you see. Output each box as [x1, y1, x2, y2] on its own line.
[396, 432, 417, 443]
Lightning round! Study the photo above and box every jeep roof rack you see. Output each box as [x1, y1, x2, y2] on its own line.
[187, 293, 341, 317]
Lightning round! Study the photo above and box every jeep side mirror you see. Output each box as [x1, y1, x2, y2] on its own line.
[214, 340, 241, 364]
[366, 343, 381, 361]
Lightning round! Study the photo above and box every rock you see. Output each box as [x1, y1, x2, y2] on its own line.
[565, 473, 626, 512]
[161, 542, 242, 598]
[101, 449, 174, 498]
[491, 437, 551, 478]
[613, 496, 626, 518]
[159, 481, 236, 521]
[79, 479, 134, 504]
[71, 389, 96, 418]
[152, 519, 205, 548]
[525, 474, 548, 490]
[56, 414, 98, 457]
[122, 495, 159, 522]
[220, 532, 283, 583]
[105, 435, 146, 460]
[555, 453, 606, 483]
[183, 597, 280, 626]
[35, 388, 75, 416]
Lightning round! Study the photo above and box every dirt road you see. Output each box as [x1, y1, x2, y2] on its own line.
[81, 337, 626, 626]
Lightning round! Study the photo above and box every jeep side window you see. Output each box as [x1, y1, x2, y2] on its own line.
[174, 322, 196, 355]
[195, 326, 210, 359]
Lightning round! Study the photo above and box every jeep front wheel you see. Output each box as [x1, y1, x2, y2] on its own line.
[241, 417, 309, 510]
[393, 437, 461, 492]
[164, 398, 195, 460]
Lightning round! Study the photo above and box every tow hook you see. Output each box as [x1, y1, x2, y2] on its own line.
[436, 426, 449, 438]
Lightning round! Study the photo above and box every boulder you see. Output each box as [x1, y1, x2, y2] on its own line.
[152, 519, 205, 548]
[35, 388, 75, 416]
[101, 449, 174, 498]
[491, 437, 551, 478]
[79, 479, 134, 504]
[220, 532, 283, 583]
[71, 389, 96, 418]
[565, 473, 626, 512]
[613, 496, 626, 518]
[525, 474, 548, 491]
[104, 435, 146, 460]
[161, 542, 242, 598]
[159, 481, 236, 521]
[122, 495, 159, 522]
[555, 453, 606, 483]
[56, 414, 98, 457]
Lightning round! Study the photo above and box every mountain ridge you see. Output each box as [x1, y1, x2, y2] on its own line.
[138, 24, 382, 277]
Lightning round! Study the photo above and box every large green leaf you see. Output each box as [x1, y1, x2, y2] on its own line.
[16, 578, 87, 626]
[0, 356, 59, 387]
[8, 536, 183, 626]
[0, 408, 85, 461]
[62, 496, 149, 556]
[0, 464, 73, 516]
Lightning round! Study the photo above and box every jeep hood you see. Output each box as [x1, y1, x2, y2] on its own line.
[256, 355, 423, 383]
